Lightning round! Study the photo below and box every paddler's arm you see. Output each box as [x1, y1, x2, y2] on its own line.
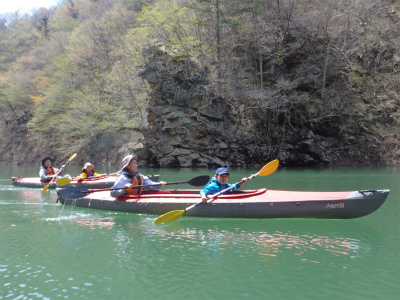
[76, 173, 87, 180]
[200, 184, 214, 203]
[141, 175, 166, 190]
[57, 166, 65, 176]
[200, 191, 207, 203]
[238, 177, 248, 187]
[110, 175, 130, 197]
[230, 177, 249, 191]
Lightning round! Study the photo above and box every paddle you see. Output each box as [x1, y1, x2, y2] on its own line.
[42, 153, 77, 192]
[56, 172, 118, 186]
[58, 175, 211, 200]
[56, 177, 74, 186]
[154, 159, 279, 224]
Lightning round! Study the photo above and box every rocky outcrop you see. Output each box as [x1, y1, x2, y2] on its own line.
[138, 46, 249, 167]
[136, 44, 391, 167]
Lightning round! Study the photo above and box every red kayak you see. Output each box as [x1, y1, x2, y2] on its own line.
[12, 175, 160, 189]
[56, 188, 390, 219]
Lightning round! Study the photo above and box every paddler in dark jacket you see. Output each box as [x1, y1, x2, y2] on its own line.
[110, 154, 166, 198]
[39, 157, 65, 181]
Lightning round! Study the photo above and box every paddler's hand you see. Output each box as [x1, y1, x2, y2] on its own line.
[159, 181, 166, 186]
[200, 192, 207, 203]
[239, 177, 248, 186]
[125, 183, 134, 189]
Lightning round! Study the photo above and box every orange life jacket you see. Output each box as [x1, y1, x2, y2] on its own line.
[46, 167, 56, 175]
[126, 173, 143, 195]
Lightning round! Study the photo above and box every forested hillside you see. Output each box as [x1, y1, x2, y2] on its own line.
[0, 0, 399, 167]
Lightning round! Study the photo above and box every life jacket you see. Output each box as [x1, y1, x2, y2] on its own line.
[46, 167, 56, 176]
[126, 172, 143, 195]
[83, 170, 95, 178]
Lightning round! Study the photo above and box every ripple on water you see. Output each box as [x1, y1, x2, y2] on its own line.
[0, 262, 100, 299]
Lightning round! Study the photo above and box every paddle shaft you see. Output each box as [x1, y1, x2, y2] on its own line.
[76, 179, 199, 194]
[185, 180, 245, 212]
[73, 172, 118, 180]
[58, 173, 119, 185]
[73, 175, 110, 181]
[78, 183, 163, 194]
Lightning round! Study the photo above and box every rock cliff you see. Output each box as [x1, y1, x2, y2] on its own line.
[136, 44, 394, 167]
[138, 47, 267, 167]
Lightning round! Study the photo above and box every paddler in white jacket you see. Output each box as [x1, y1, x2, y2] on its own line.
[110, 154, 166, 198]
[39, 157, 65, 181]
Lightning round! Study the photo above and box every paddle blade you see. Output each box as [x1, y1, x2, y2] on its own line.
[56, 177, 72, 186]
[258, 159, 279, 176]
[188, 175, 211, 187]
[68, 153, 77, 161]
[42, 184, 50, 192]
[58, 187, 91, 200]
[154, 210, 185, 224]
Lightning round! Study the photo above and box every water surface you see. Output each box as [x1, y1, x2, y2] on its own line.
[1, 166, 399, 300]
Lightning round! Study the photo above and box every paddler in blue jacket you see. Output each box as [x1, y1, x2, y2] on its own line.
[110, 154, 166, 198]
[200, 167, 248, 203]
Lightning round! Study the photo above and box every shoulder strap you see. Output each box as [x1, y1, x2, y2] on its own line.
[134, 172, 143, 194]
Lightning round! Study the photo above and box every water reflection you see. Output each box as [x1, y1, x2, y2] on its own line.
[55, 208, 376, 269]
[0, 188, 58, 203]
[147, 219, 379, 269]
[72, 216, 116, 229]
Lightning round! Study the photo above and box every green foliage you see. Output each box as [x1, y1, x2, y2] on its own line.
[130, 0, 201, 58]
[26, 0, 147, 148]
[0, 13, 38, 71]
[0, 0, 399, 161]
[272, 54, 284, 66]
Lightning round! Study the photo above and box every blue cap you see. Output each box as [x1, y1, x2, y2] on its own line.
[215, 167, 229, 175]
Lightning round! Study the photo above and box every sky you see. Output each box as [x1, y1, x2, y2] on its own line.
[0, 0, 60, 14]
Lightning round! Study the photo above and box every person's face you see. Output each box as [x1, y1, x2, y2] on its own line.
[216, 173, 229, 185]
[86, 165, 94, 172]
[44, 160, 52, 168]
[127, 159, 138, 173]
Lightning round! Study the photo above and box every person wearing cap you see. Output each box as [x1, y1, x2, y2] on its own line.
[39, 157, 65, 181]
[110, 154, 166, 198]
[200, 167, 248, 203]
[76, 162, 103, 179]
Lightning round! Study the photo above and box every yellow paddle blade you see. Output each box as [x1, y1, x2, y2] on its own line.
[154, 210, 185, 224]
[69, 153, 77, 161]
[258, 159, 279, 176]
[42, 184, 50, 192]
[56, 177, 72, 186]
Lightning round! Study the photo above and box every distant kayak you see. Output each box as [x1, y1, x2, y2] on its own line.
[12, 175, 160, 189]
[56, 188, 390, 219]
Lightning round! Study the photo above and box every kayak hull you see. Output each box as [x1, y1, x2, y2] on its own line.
[56, 188, 390, 219]
[12, 175, 159, 189]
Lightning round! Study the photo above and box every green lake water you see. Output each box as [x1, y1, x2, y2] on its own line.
[0, 165, 399, 300]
